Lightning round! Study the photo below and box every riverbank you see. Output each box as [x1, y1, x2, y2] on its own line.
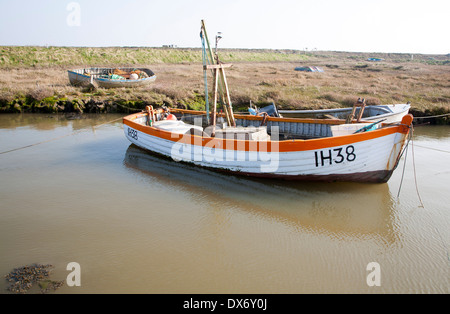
[0, 47, 448, 123]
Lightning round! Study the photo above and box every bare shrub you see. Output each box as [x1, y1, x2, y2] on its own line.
[27, 87, 53, 101]
[365, 97, 381, 106]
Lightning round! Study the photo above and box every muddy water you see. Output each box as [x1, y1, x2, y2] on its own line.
[0, 114, 448, 294]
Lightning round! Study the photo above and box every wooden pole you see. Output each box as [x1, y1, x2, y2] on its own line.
[201, 20, 236, 128]
[346, 98, 366, 123]
[356, 98, 366, 123]
[219, 67, 236, 127]
[211, 69, 219, 137]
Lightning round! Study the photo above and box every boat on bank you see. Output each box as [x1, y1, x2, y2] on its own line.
[276, 103, 411, 124]
[68, 67, 156, 88]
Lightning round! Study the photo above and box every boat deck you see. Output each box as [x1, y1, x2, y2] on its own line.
[136, 109, 385, 141]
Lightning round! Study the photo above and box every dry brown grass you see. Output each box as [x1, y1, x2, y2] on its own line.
[0, 48, 449, 119]
[223, 59, 450, 115]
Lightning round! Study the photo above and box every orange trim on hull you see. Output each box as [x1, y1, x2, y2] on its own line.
[123, 114, 413, 153]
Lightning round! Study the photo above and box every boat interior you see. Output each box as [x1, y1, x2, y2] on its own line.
[132, 108, 383, 142]
[70, 67, 155, 79]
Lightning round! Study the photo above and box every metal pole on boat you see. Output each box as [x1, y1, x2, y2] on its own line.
[211, 68, 219, 136]
[200, 27, 210, 123]
[201, 20, 217, 126]
[201, 20, 215, 65]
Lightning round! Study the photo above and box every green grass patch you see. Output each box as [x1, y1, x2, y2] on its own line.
[0, 46, 308, 68]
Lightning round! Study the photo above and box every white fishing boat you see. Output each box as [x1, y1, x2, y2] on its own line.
[123, 107, 413, 183]
[122, 20, 414, 183]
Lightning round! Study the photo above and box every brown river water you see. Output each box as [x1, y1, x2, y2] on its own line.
[0, 114, 448, 294]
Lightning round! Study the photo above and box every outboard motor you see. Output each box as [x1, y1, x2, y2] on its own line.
[256, 102, 281, 117]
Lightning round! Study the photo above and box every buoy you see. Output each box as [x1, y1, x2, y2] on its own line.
[166, 114, 177, 121]
[130, 73, 139, 80]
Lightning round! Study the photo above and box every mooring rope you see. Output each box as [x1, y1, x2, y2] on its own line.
[397, 128, 412, 200]
[397, 127, 449, 264]
[410, 128, 424, 208]
[413, 144, 450, 154]
[397, 126, 424, 207]
[413, 113, 450, 120]
[113, 102, 144, 112]
[0, 116, 124, 155]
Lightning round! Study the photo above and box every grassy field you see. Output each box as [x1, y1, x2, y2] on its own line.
[0, 46, 449, 123]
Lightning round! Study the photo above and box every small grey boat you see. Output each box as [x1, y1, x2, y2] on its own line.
[277, 103, 411, 124]
[68, 67, 156, 88]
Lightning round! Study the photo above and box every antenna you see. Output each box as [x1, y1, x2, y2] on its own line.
[215, 32, 222, 60]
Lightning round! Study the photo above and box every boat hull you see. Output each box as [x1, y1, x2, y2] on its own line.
[123, 112, 413, 183]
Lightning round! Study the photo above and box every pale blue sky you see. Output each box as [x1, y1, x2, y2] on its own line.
[0, 0, 448, 54]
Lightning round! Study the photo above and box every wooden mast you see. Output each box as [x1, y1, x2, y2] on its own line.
[200, 20, 236, 133]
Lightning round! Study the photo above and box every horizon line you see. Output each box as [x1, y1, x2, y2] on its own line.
[1, 45, 449, 56]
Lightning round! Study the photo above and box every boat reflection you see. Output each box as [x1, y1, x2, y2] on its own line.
[124, 144, 399, 245]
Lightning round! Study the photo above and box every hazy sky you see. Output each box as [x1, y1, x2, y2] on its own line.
[0, 0, 448, 54]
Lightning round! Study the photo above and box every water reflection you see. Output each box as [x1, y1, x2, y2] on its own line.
[0, 113, 123, 131]
[413, 125, 450, 140]
[124, 144, 399, 245]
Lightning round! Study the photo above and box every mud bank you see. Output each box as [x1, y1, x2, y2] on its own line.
[0, 97, 448, 124]
[0, 97, 154, 114]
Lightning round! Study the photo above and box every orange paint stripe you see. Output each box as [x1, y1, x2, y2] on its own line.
[169, 108, 348, 125]
[123, 113, 411, 152]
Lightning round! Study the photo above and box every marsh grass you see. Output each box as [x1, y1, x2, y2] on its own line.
[0, 47, 448, 121]
[0, 46, 306, 68]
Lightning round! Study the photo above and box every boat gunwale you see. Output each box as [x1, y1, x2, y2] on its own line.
[168, 108, 357, 125]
